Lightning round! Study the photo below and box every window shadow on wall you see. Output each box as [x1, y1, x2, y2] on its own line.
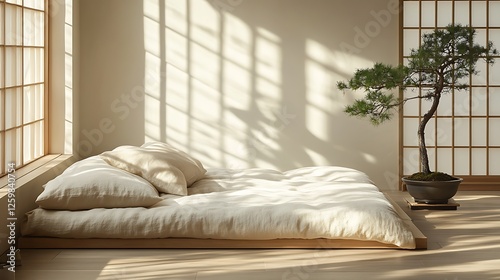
[142, 0, 400, 185]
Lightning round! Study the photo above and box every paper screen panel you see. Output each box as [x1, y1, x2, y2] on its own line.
[23, 48, 44, 84]
[23, 121, 44, 163]
[490, 1, 500, 26]
[421, 1, 435, 27]
[472, 148, 487, 175]
[472, 1, 487, 27]
[401, 0, 500, 182]
[437, 148, 453, 175]
[472, 118, 487, 146]
[24, 0, 45, 11]
[5, 128, 21, 165]
[437, 1, 452, 27]
[404, 2, 419, 27]
[23, 85, 44, 123]
[454, 148, 470, 175]
[489, 119, 500, 146]
[490, 149, 500, 175]
[5, 88, 22, 129]
[23, 9, 45, 47]
[5, 47, 22, 87]
[454, 1, 469, 26]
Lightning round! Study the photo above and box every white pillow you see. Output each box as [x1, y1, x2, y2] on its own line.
[36, 156, 162, 210]
[100, 142, 206, 196]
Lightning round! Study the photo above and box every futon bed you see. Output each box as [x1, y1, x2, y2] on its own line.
[20, 142, 426, 250]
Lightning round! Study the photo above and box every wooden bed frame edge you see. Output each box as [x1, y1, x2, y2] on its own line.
[18, 236, 426, 250]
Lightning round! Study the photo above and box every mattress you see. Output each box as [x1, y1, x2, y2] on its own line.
[22, 163, 416, 249]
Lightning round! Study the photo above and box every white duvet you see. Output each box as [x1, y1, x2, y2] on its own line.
[22, 166, 416, 249]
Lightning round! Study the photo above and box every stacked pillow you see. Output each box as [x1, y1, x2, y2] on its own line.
[36, 156, 162, 210]
[36, 142, 206, 210]
[100, 141, 207, 196]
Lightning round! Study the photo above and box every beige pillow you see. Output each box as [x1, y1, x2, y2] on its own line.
[100, 142, 206, 195]
[36, 156, 162, 210]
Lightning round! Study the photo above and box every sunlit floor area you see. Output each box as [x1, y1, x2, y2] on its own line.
[6, 191, 500, 280]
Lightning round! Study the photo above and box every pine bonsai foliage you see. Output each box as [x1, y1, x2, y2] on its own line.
[337, 24, 497, 176]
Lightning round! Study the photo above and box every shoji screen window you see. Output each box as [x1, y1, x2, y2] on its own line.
[0, 0, 47, 177]
[401, 0, 500, 189]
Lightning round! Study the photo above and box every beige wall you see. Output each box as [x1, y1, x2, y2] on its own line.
[77, 0, 401, 189]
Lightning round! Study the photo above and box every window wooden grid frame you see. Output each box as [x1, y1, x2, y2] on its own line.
[400, 0, 500, 190]
[0, 0, 48, 178]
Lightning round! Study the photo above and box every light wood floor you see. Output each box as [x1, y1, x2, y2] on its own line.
[4, 191, 500, 280]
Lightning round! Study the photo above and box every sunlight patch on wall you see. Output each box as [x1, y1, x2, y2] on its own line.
[184, 0, 223, 164]
[165, 65, 189, 145]
[222, 13, 251, 112]
[220, 13, 252, 168]
[64, 0, 73, 154]
[190, 80, 222, 165]
[250, 27, 285, 169]
[304, 39, 375, 144]
[165, 0, 187, 34]
[143, 0, 161, 143]
[143, 0, 160, 22]
[223, 13, 251, 68]
[190, 43, 220, 89]
[256, 27, 281, 87]
[254, 27, 282, 129]
[144, 50, 161, 142]
[143, 0, 289, 169]
[304, 39, 337, 143]
[306, 39, 373, 81]
[144, 51, 161, 98]
[362, 152, 377, 164]
[222, 62, 251, 112]
[190, 0, 220, 52]
[143, 6, 160, 57]
[304, 58, 332, 142]
[165, 29, 187, 71]
[304, 147, 329, 166]
[144, 96, 161, 142]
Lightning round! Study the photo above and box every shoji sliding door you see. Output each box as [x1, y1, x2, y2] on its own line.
[400, 0, 500, 189]
[0, 0, 47, 178]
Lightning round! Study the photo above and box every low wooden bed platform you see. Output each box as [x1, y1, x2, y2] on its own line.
[18, 195, 427, 250]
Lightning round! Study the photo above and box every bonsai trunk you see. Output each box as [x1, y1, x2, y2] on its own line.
[418, 92, 441, 175]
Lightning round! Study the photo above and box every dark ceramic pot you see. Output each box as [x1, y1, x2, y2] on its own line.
[402, 177, 463, 204]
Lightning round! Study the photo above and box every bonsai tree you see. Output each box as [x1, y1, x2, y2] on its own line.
[338, 24, 497, 180]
